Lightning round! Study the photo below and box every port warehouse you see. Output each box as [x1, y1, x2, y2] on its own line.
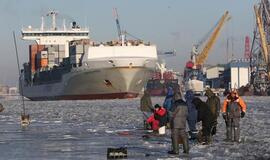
[205, 59, 251, 90]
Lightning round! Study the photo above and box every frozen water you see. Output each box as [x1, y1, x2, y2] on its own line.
[0, 97, 269, 160]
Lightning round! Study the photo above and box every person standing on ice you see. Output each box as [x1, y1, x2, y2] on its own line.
[163, 86, 174, 111]
[184, 90, 198, 140]
[205, 88, 220, 136]
[192, 97, 215, 145]
[168, 92, 189, 155]
[140, 90, 154, 129]
[222, 89, 247, 142]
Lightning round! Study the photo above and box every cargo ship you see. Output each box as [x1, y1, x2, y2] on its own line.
[20, 11, 157, 100]
[146, 62, 179, 96]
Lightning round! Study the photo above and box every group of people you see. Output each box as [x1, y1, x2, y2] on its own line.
[140, 87, 247, 155]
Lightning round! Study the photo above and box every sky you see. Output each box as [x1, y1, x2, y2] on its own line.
[0, 0, 256, 86]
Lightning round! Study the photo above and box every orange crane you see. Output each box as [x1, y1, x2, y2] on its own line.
[184, 11, 230, 94]
[191, 11, 230, 67]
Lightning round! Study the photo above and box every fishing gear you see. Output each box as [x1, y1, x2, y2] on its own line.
[13, 31, 30, 127]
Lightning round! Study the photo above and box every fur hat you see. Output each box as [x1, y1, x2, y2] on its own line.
[154, 104, 160, 108]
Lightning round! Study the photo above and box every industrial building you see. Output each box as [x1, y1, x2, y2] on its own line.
[223, 59, 251, 90]
[205, 65, 225, 88]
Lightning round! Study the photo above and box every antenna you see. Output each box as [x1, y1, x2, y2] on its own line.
[12, 31, 30, 128]
[63, 19, 66, 30]
[41, 16, 44, 31]
[47, 11, 58, 30]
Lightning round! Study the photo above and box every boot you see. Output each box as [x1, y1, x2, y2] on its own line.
[168, 135, 179, 155]
[234, 127, 240, 143]
[226, 120, 232, 141]
[182, 137, 189, 154]
[189, 130, 198, 140]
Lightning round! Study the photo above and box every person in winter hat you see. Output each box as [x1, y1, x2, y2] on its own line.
[222, 89, 247, 142]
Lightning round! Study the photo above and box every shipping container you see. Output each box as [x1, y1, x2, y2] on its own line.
[70, 54, 82, 64]
[36, 58, 48, 68]
[59, 45, 65, 51]
[36, 51, 48, 59]
[29, 44, 45, 72]
[69, 45, 84, 55]
[163, 71, 174, 80]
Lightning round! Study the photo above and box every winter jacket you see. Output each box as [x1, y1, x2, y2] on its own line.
[163, 87, 174, 111]
[192, 97, 215, 126]
[140, 92, 153, 112]
[170, 99, 188, 129]
[154, 107, 167, 127]
[147, 114, 159, 130]
[222, 95, 247, 116]
[185, 90, 198, 121]
[205, 89, 221, 119]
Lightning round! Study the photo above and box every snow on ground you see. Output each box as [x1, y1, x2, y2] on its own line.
[0, 96, 269, 160]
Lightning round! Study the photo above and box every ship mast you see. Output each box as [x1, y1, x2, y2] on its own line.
[47, 11, 58, 30]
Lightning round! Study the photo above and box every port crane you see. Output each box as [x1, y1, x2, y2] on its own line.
[113, 8, 142, 42]
[251, 0, 270, 95]
[191, 11, 230, 67]
[184, 11, 230, 94]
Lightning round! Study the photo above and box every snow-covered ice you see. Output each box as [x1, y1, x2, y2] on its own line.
[0, 96, 269, 160]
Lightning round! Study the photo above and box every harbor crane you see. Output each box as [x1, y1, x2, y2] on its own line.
[191, 11, 230, 66]
[184, 11, 230, 94]
[113, 8, 142, 42]
[251, 0, 270, 95]
[113, 8, 122, 40]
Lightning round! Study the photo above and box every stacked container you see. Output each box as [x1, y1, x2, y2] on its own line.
[29, 44, 45, 73]
[36, 51, 48, 68]
[69, 44, 89, 65]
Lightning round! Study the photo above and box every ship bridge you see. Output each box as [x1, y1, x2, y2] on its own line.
[21, 11, 90, 57]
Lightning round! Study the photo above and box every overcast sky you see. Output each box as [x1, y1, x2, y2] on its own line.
[0, 0, 256, 86]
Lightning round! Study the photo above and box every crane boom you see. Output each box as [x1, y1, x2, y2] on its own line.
[113, 8, 122, 39]
[195, 11, 230, 65]
[254, 5, 269, 64]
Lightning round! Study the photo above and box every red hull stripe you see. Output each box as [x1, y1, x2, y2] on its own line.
[28, 92, 138, 101]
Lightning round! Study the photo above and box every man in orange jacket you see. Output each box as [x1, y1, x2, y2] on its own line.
[222, 90, 247, 142]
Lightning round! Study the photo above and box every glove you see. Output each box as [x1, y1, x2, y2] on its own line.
[222, 113, 227, 120]
[241, 112, 245, 118]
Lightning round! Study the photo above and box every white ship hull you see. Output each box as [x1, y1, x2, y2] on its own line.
[22, 57, 157, 100]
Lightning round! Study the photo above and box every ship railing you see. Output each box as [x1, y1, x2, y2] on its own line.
[21, 27, 89, 32]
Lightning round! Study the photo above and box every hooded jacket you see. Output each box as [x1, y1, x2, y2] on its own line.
[222, 93, 247, 114]
[163, 87, 174, 111]
[170, 99, 188, 129]
[185, 90, 198, 121]
[140, 91, 153, 112]
[205, 89, 221, 119]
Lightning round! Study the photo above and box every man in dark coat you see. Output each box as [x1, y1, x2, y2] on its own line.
[168, 92, 189, 155]
[185, 90, 198, 139]
[140, 90, 154, 129]
[140, 90, 153, 112]
[192, 97, 215, 145]
[205, 88, 220, 135]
